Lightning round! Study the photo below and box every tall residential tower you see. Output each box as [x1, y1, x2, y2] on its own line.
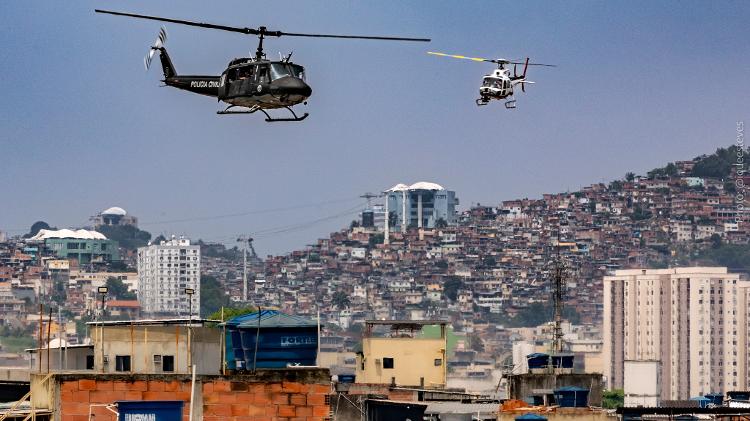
[603, 267, 750, 400]
[137, 236, 200, 316]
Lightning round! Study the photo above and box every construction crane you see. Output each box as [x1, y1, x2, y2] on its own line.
[360, 192, 381, 208]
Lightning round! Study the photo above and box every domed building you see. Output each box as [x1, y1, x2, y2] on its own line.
[90, 206, 139, 229]
[383, 181, 458, 233]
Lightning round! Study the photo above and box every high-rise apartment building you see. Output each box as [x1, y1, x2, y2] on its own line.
[603, 267, 750, 400]
[137, 237, 200, 316]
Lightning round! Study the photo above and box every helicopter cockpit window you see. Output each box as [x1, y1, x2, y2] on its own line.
[270, 63, 306, 81]
[256, 65, 270, 83]
[237, 66, 254, 80]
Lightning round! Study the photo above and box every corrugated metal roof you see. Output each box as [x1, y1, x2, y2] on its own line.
[224, 310, 318, 328]
[424, 402, 500, 415]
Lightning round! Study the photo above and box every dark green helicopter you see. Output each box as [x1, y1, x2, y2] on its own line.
[96, 10, 430, 122]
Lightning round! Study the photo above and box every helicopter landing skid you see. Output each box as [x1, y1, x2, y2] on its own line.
[476, 97, 490, 106]
[217, 105, 308, 122]
[504, 99, 517, 109]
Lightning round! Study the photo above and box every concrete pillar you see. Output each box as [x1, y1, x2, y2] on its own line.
[384, 193, 390, 245]
[417, 193, 423, 229]
[401, 190, 407, 233]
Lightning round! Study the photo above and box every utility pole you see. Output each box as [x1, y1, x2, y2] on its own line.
[237, 236, 251, 302]
[551, 228, 567, 355]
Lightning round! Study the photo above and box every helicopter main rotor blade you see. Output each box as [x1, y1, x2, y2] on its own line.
[95, 9, 429, 42]
[428, 51, 556, 67]
[95, 9, 258, 35]
[279, 32, 429, 42]
[428, 52, 493, 62]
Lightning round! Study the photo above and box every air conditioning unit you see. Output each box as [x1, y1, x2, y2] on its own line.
[102, 356, 109, 364]
[153, 355, 162, 364]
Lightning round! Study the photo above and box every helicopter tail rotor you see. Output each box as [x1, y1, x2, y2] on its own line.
[144, 26, 167, 71]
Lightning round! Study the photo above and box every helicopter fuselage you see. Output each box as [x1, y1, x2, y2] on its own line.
[161, 56, 312, 110]
[479, 68, 513, 100]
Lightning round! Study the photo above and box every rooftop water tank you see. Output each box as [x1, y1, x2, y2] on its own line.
[704, 393, 724, 406]
[515, 414, 548, 421]
[526, 353, 549, 370]
[553, 386, 589, 408]
[223, 310, 318, 370]
[689, 396, 710, 408]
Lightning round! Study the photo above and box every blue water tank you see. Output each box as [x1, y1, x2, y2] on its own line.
[338, 374, 356, 383]
[690, 396, 710, 408]
[526, 353, 549, 370]
[553, 386, 589, 407]
[704, 393, 723, 406]
[223, 310, 318, 369]
[727, 391, 750, 401]
[117, 401, 183, 421]
[550, 354, 575, 369]
[515, 414, 548, 421]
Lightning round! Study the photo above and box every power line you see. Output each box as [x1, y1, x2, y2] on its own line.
[139, 197, 361, 226]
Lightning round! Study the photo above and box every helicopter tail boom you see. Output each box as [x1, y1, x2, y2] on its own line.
[164, 75, 221, 98]
[156, 47, 177, 79]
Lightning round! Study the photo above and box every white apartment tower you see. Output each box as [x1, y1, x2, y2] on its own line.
[137, 236, 200, 316]
[603, 267, 750, 401]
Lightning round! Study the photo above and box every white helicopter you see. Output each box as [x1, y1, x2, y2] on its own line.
[428, 52, 555, 108]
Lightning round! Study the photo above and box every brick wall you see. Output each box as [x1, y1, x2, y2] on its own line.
[33, 370, 331, 421]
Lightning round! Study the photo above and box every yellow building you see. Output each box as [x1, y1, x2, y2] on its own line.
[356, 320, 447, 388]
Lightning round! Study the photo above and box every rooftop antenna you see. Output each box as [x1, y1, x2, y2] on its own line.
[552, 229, 565, 354]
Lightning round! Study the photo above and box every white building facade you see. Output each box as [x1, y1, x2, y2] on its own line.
[137, 237, 200, 316]
[603, 267, 750, 400]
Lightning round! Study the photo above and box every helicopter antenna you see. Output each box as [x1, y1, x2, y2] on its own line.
[95, 9, 430, 63]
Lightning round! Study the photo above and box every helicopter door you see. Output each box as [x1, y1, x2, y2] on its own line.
[218, 72, 228, 98]
[256, 64, 270, 87]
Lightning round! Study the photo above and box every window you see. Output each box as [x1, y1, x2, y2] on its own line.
[382, 357, 394, 369]
[115, 355, 131, 372]
[162, 355, 174, 372]
[434, 359, 442, 366]
[86, 355, 95, 370]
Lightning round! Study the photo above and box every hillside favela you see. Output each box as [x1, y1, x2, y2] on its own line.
[0, 144, 749, 420]
[3, 2, 750, 420]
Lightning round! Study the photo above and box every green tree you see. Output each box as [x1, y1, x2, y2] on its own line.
[105, 277, 136, 300]
[332, 291, 351, 309]
[469, 335, 485, 353]
[368, 233, 384, 248]
[602, 389, 624, 409]
[710, 233, 722, 249]
[482, 255, 496, 268]
[97, 225, 151, 250]
[208, 306, 257, 321]
[625, 172, 636, 182]
[435, 218, 448, 228]
[608, 180, 623, 191]
[691, 146, 744, 178]
[443, 277, 463, 301]
[24, 221, 52, 238]
[200, 275, 230, 317]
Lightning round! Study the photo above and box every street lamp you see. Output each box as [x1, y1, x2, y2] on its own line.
[185, 287, 195, 372]
[96, 286, 108, 373]
[97, 286, 108, 320]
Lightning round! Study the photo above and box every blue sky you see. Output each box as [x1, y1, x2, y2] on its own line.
[1, 1, 748, 255]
